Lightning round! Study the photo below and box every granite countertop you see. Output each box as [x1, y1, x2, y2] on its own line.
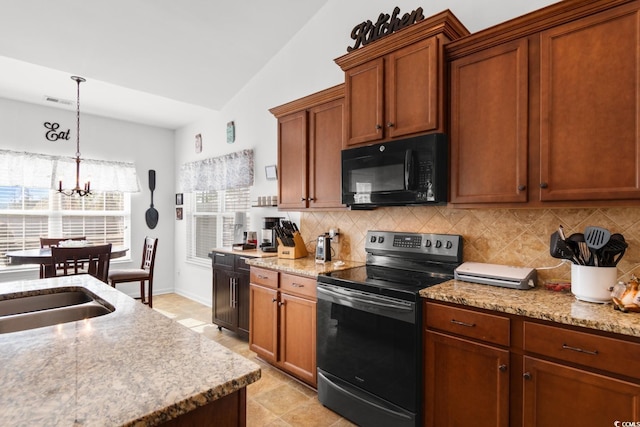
[421, 280, 640, 338]
[246, 256, 364, 278]
[0, 275, 260, 427]
[209, 247, 278, 258]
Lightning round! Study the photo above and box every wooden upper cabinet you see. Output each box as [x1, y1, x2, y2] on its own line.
[344, 58, 384, 146]
[276, 111, 308, 210]
[308, 98, 345, 209]
[539, 3, 640, 202]
[336, 10, 469, 148]
[386, 38, 439, 138]
[449, 39, 529, 204]
[270, 84, 345, 210]
[447, 0, 640, 206]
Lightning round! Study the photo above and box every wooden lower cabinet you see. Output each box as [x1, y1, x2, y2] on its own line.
[425, 331, 509, 427]
[424, 300, 640, 426]
[162, 388, 247, 427]
[522, 356, 640, 426]
[249, 267, 317, 387]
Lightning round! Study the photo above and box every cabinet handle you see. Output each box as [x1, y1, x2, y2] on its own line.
[498, 364, 507, 372]
[539, 182, 548, 189]
[375, 124, 382, 130]
[562, 343, 598, 356]
[217, 253, 226, 257]
[307, 197, 314, 201]
[290, 283, 305, 288]
[300, 197, 306, 201]
[387, 122, 395, 128]
[271, 298, 277, 303]
[523, 372, 532, 380]
[258, 275, 269, 280]
[229, 279, 234, 308]
[278, 301, 285, 307]
[450, 319, 476, 328]
[517, 185, 526, 191]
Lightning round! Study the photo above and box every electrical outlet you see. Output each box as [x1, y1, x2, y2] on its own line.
[329, 228, 340, 243]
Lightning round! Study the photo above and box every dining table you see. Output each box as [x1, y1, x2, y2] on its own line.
[5, 245, 129, 267]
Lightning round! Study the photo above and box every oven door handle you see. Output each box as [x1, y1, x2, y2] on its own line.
[317, 285, 415, 323]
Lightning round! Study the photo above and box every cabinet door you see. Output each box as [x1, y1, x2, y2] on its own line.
[212, 268, 235, 330]
[308, 98, 345, 209]
[449, 38, 529, 204]
[523, 356, 640, 426]
[249, 284, 278, 363]
[539, 3, 640, 201]
[279, 292, 317, 386]
[344, 58, 384, 147]
[236, 271, 250, 336]
[386, 37, 439, 138]
[277, 111, 308, 209]
[425, 331, 509, 427]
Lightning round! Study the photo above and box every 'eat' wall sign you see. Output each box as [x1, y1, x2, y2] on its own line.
[347, 6, 425, 52]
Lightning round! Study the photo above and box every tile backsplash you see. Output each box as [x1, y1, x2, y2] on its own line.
[300, 206, 640, 285]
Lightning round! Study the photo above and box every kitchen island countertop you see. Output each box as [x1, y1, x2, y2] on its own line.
[421, 280, 640, 338]
[0, 275, 260, 426]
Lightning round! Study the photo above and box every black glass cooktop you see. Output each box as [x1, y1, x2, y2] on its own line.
[318, 264, 455, 302]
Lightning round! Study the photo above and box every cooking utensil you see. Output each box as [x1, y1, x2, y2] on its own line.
[550, 231, 579, 264]
[567, 233, 589, 265]
[600, 233, 627, 267]
[145, 170, 159, 229]
[584, 226, 611, 266]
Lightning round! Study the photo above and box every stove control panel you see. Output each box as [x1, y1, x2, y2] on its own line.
[366, 230, 463, 261]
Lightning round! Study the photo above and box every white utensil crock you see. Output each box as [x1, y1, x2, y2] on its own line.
[570, 264, 617, 303]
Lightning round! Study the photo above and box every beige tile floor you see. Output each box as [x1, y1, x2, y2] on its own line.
[152, 293, 356, 427]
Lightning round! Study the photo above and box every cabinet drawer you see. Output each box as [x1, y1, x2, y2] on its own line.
[280, 273, 316, 300]
[212, 252, 234, 269]
[250, 267, 278, 289]
[235, 255, 252, 272]
[524, 322, 640, 379]
[425, 302, 510, 347]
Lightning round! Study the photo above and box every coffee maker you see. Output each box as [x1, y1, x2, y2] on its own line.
[260, 217, 281, 252]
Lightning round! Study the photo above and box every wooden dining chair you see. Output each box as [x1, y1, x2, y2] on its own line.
[39, 236, 86, 278]
[47, 244, 112, 283]
[108, 237, 158, 308]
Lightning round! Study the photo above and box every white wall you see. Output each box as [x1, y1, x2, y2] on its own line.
[172, 0, 558, 305]
[0, 97, 175, 298]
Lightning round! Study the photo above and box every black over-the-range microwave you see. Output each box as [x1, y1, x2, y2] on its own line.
[341, 133, 448, 209]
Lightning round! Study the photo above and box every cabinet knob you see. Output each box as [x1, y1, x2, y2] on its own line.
[375, 124, 382, 130]
[308, 197, 315, 201]
[278, 301, 285, 307]
[523, 372, 532, 380]
[300, 197, 306, 201]
[517, 185, 526, 191]
[539, 182, 548, 189]
[271, 298, 277, 303]
[498, 364, 507, 372]
[386, 122, 395, 128]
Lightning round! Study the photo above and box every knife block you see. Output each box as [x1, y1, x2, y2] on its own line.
[277, 232, 308, 259]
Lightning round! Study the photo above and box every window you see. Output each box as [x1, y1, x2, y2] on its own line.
[186, 187, 251, 264]
[0, 187, 130, 268]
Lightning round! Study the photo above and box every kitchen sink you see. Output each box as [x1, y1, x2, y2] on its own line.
[0, 288, 114, 334]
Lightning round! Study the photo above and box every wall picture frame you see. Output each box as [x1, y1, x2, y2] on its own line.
[175, 193, 183, 205]
[265, 164, 277, 180]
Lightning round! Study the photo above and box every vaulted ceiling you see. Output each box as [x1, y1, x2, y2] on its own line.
[0, 0, 329, 129]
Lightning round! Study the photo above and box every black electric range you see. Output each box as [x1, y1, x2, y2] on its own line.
[316, 230, 463, 427]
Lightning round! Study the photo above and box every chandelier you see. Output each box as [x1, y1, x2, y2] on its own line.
[58, 75, 91, 197]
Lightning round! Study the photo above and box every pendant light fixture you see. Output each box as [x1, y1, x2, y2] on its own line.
[58, 75, 91, 197]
